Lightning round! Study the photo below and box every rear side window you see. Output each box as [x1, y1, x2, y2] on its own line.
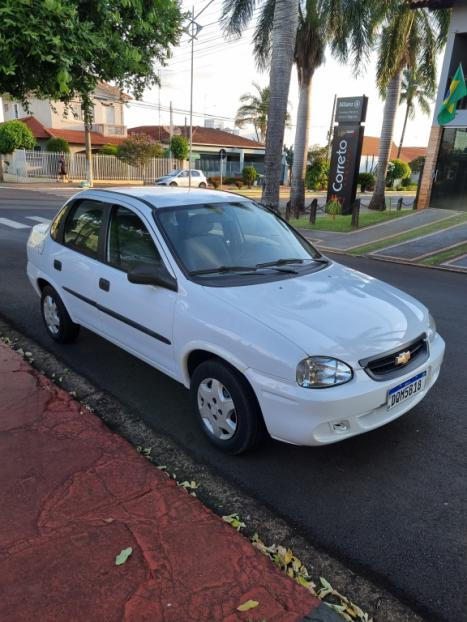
[63, 200, 105, 258]
[107, 206, 162, 272]
[50, 204, 71, 241]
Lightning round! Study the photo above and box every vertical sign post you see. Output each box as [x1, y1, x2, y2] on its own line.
[327, 96, 368, 215]
[219, 148, 226, 189]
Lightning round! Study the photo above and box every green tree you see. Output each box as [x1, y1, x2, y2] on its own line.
[397, 67, 435, 158]
[0, 120, 36, 153]
[170, 135, 189, 160]
[409, 155, 425, 173]
[46, 137, 70, 153]
[0, 0, 182, 184]
[368, 3, 449, 210]
[235, 83, 291, 142]
[117, 134, 164, 167]
[306, 156, 329, 191]
[222, 0, 299, 210]
[242, 165, 257, 188]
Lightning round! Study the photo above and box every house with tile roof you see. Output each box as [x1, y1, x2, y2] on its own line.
[129, 125, 265, 177]
[360, 136, 426, 173]
[412, 0, 467, 210]
[2, 83, 129, 153]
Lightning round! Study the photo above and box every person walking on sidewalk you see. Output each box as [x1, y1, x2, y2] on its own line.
[57, 154, 69, 183]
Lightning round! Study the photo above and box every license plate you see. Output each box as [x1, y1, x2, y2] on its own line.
[387, 371, 427, 410]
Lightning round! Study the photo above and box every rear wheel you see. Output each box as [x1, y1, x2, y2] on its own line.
[190, 359, 263, 454]
[198, 182, 207, 188]
[41, 285, 80, 343]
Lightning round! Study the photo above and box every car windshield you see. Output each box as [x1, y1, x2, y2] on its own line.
[156, 201, 322, 276]
[166, 169, 181, 177]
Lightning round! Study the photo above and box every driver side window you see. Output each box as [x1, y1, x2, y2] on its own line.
[107, 206, 162, 273]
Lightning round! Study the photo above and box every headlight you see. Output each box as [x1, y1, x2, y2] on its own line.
[296, 356, 353, 388]
[427, 312, 437, 343]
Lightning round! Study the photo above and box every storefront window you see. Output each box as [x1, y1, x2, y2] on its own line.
[431, 128, 467, 210]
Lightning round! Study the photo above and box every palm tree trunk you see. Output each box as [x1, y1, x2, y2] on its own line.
[369, 71, 403, 211]
[290, 75, 312, 217]
[261, 0, 298, 210]
[397, 101, 410, 159]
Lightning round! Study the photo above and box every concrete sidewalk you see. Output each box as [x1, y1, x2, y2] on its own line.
[0, 342, 341, 622]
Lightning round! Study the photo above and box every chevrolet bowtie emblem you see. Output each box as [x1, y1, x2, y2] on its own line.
[395, 351, 411, 366]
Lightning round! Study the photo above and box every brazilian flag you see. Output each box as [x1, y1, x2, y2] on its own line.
[437, 64, 467, 125]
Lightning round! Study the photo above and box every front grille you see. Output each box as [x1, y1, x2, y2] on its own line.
[360, 334, 429, 381]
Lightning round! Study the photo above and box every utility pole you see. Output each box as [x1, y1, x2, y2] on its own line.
[327, 94, 337, 162]
[169, 100, 173, 158]
[189, 6, 195, 189]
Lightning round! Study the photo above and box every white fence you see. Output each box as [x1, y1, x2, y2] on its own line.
[7, 150, 182, 182]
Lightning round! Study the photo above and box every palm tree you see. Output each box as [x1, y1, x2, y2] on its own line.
[222, 0, 298, 210]
[368, 3, 449, 210]
[235, 83, 291, 142]
[254, 0, 381, 215]
[235, 83, 270, 142]
[397, 67, 434, 158]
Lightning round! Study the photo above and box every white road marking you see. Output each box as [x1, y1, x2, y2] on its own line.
[26, 216, 51, 224]
[0, 218, 30, 229]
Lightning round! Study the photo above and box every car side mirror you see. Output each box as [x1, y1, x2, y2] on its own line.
[127, 264, 178, 292]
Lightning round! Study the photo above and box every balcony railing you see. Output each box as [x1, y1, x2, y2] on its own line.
[92, 123, 127, 137]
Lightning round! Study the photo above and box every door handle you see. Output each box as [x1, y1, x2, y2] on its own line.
[99, 278, 110, 292]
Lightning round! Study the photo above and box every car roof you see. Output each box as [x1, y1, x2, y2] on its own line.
[81, 186, 250, 209]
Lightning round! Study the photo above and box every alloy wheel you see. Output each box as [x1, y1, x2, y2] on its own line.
[197, 378, 237, 440]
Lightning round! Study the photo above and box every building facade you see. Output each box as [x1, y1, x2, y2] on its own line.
[416, 0, 467, 209]
[2, 83, 128, 152]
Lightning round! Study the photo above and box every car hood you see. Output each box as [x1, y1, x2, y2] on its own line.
[205, 262, 427, 368]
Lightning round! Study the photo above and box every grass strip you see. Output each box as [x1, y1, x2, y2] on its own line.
[347, 213, 467, 256]
[419, 242, 467, 266]
[290, 210, 406, 233]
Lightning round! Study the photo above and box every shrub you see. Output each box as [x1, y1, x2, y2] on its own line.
[45, 137, 70, 153]
[170, 135, 189, 160]
[325, 198, 342, 220]
[242, 165, 257, 188]
[208, 177, 219, 189]
[117, 134, 164, 167]
[387, 158, 411, 185]
[0, 120, 36, 153]
[234, 180, 243, 189]
[98, 144, 118, 156]
[358, 172, 375, 192]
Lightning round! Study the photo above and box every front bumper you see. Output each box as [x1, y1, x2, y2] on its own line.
[246, 333, 445, 446]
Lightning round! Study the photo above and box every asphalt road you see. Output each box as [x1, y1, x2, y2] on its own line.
[1, 187, 466, 622]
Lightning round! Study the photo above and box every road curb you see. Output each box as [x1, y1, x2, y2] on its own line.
[0, 317, 426, 622]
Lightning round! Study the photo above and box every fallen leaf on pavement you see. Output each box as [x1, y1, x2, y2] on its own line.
[115, 547, 133, 566]
[237, 600, 259, 612]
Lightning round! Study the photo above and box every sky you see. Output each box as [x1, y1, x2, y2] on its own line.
[125, 0, 445, 149]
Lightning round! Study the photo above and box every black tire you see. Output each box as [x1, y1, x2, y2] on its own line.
[169, 181, 177, 187]
[190, 359, 264, 454]
[198, 182, 207, 188]
[40, 285, 80, 344]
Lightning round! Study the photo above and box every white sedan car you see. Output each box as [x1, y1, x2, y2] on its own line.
[155, 169, 207, 188]
[27, 187, 445, 454]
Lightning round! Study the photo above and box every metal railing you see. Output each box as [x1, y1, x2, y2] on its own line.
[8, 150, 182, 182]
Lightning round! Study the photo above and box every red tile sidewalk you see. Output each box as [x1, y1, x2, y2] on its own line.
[0, 342, 327, 622]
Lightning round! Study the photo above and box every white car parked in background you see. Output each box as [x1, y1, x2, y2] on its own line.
[26, 187, 445, 454]
[156, 169, 207, 188]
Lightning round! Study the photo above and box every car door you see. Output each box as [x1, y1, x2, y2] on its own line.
[52, 198, 107, 332]
[177, 170, 189, 187]
[95, 202, 177, 376]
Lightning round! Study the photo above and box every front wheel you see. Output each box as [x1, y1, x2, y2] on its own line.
[190, 359, 264, 454]
[169, 181, 177, 187]
[41, 285, 80, 343]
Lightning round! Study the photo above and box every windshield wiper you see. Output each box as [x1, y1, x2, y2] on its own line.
[256, 257, 328, 268]
[189, 265, 260, 276]
[189, 263, 298, 276]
